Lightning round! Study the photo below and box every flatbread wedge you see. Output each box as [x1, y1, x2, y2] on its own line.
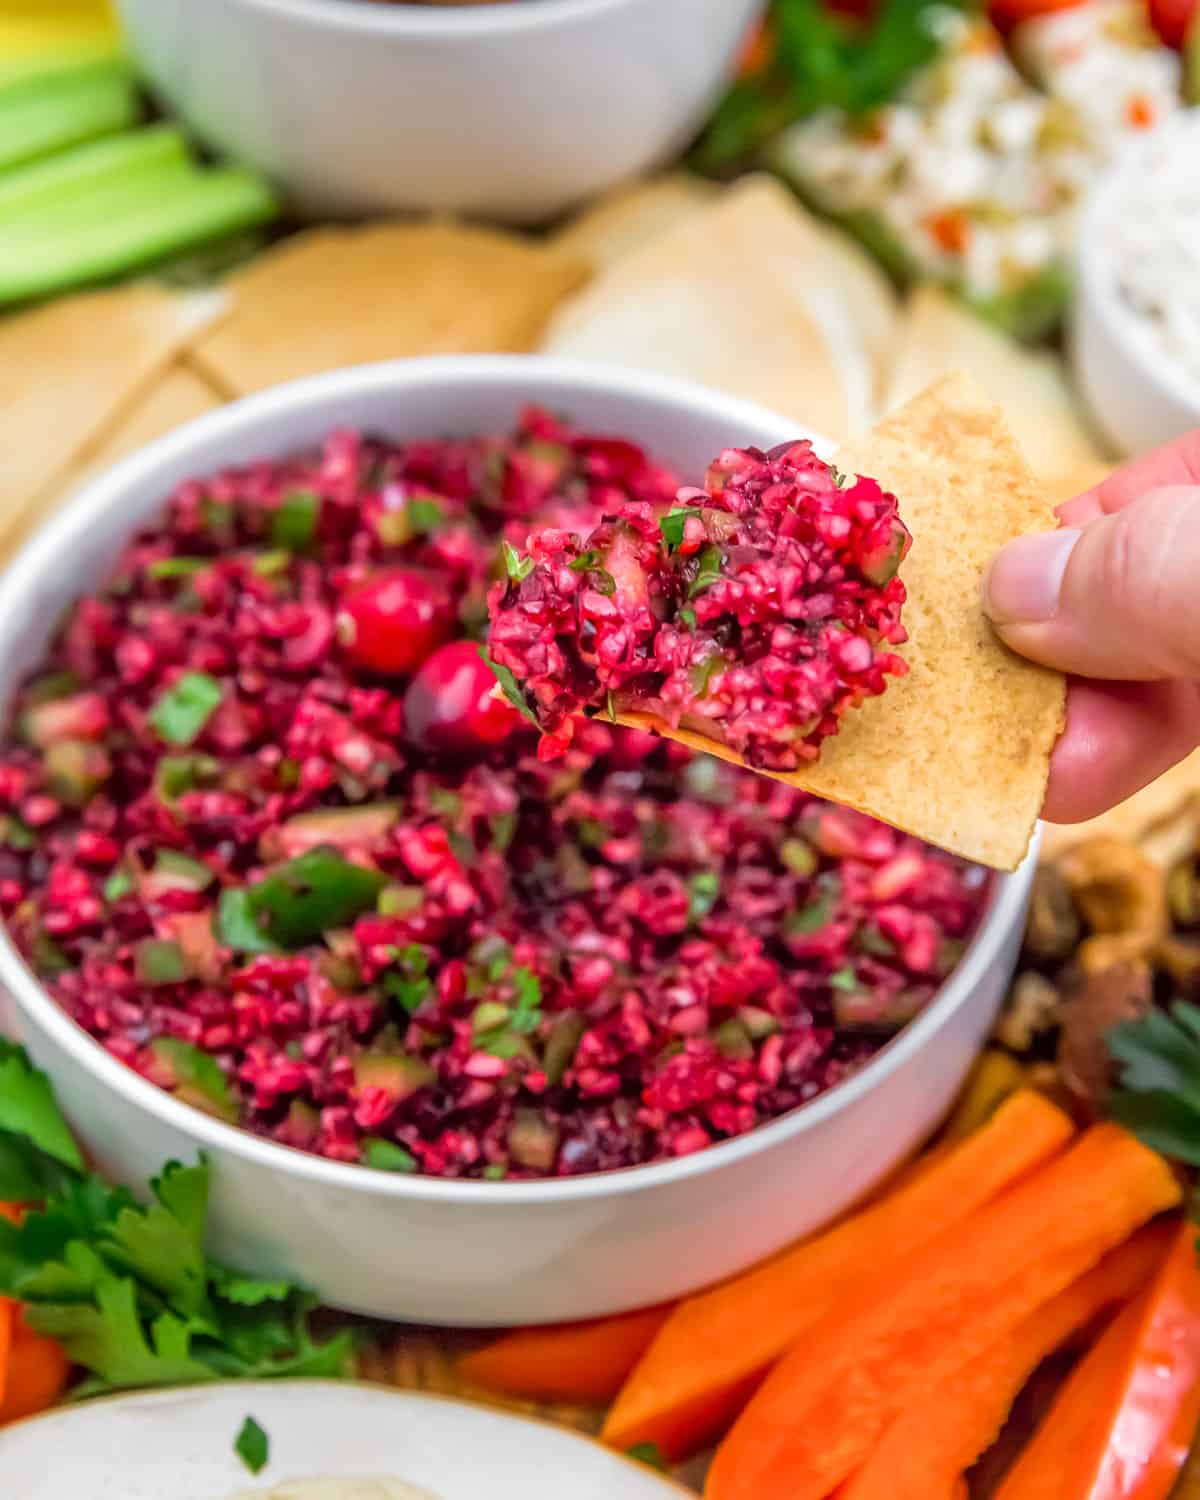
[192, 222, 589, 398]
[614, 374, 1066, 871]
[552, 173, 720, 271]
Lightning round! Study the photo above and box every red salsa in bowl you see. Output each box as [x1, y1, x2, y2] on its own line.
[0, 410, 988, 1181]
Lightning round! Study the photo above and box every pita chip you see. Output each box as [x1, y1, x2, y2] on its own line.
[0, 282, 225, 544]
[883, 286, 1110, 494]
[192, 222, 589, 398]
[541, 186, 861, 444]
[552, 173, 720, 270]
[618, 374, 1066, 870]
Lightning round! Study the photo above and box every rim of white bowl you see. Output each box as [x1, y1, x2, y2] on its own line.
[0, 353, 1037, 1206]
[233, 0, 654, 39]
[1076, 113, 1200, 421]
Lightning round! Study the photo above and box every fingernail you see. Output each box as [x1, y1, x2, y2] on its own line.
[983, 529, 1081, 625]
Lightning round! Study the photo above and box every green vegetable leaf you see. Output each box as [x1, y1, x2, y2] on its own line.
[509, 967, 543, 1035]
[688, 545, 724, 600]
[271, 490, 321, 550]
[479, 646, 540, 729]
[1108, 1002, 1200, 1165]
[148, 672, 222, 747]
[235, 1415, 270, 1475]
[687, 870, 720, 924]
[100, 1162, 213, 1320]
[658, 507, 705, 549]
[383, 944, 432, 1015]
[0, 1039, 85, 1172]
[502, 540, 535, 583]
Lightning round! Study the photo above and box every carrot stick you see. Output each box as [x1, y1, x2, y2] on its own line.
[0, 1297, 10, 1413]
[603, 1089, 1074, 1459]
[705, 1124, 1181, 1500]
[840, 1221, 1174, 1500]
[940, 1048, 1027, 1143]
[995, 1215, 1200, 1500]
[0, 1312, 69, 1425]
[458, 1304, 671, 1405]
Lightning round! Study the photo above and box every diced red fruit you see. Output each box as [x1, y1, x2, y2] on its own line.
[1148, 0, 1198, 46]
[335, 568, 455, 676]
[403, 642, 520, 754]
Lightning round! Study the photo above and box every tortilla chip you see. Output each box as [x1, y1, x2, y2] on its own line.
[0, 283, 225, 543]
[541, 186, 861, 444]
[618, 374, 1066, 870]
[1040, 751, 1200, 865]
[192, 222, 590, 398]
[552, 174, 720, 270]
[883, 286, 1110, 492]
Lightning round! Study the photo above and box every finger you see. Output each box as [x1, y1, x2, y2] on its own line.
[1057, 426, 1200, 527]
[984, 485, 1200, 680]
[1043, 678, 1200, 824]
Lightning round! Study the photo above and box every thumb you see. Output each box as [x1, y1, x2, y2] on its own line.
[983, 485, 1200, 681]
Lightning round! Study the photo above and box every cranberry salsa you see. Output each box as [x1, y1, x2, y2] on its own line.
[0, 410, 987, 1180]
[487, 440, 912, 769]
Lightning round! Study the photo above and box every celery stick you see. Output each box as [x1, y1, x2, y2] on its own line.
[0, 124, 190, 222]
[0, 58, 139, 171]
[0, 167, 280, 304]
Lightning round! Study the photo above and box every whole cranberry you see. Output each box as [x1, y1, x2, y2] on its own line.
[335, 568, 454, 676]
[404, 642, 520, 753]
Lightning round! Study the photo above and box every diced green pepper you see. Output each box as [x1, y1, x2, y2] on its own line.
[149, 1035, 237, 1121]
[135, 938, 188, 986]
[219, 846, 388, 952]
[361, 1138, 418, 1173]
[148, 672, 222, 747]
[270, 490, 321, 550]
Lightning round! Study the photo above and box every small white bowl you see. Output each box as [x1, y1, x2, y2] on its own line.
[0, 356, 1035, 1325]
[1071, 114, 1200, 457]
[115, 0, 764, 223]
[0, 1380, 693, 1498]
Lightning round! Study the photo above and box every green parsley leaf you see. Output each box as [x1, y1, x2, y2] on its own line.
[509, 967, 543, 1034]
[271, 490, 321, 550]
[627, 1441, 668, 1472]
[148, 672, 222, 747]
[830, 966, 858, 992]
[688, 545, 724, 600]
[0, 1040, 85, 1174]
[1108, 1002, 1200, 1165]
[679, 606, 698, 631]
[149, 1039, 238, 1123]
[383, 945, 433, 1015]
[502, 540, 535, 583]
[479, 647, 540, 729]
[786, 874, 842, 936]
[687, 870, 720, 925]
[568, 549, 602, 572]
[658, 507, 704, 549]
[103, 867, 133, 902]
[235, 1415, 270, 1475]
[251, 550, 292, 577]
[362, 1138, 418, 1173]
[590, 568, 617, 597]
[407, 496, 444, 534]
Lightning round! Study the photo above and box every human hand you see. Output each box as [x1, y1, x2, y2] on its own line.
[983, 430, 1200, 824]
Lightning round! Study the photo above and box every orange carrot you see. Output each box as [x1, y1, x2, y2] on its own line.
[840, 1221, 1175, 1500]
[0, 1312, 69, 1425]
[0, 1298, 10, 1413]
[995, 1216, 1200, 1500]
[705, 1124, 1181, 1500]
[458, 1304, 672, 1405]
[603, 1090, 1074, 1459]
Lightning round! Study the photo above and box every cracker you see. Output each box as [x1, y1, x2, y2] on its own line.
[552, 173, 720, 270]
[540, 181, 863, 444]
[0, 282, 225, 539]
[884, 286, 1110, 493]
[192, 222, 590, 397]
[618, 374, 1066, 870]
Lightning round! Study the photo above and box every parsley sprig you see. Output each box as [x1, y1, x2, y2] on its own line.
[1108, 1001, 1200, 1166]
[0, 1040, 354, 1396]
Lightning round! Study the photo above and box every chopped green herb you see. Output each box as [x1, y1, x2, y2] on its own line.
[271, 490, 321, 550]
[147, 556, 208, 580]
[407, 496, 444, 533]
[568, 549, 602, 572]
[502, 540, 535, 583]
[0, 1041, 352, 1393]
[659, 507, 704, 549]
[1108, 1001, 1200, 1167]
[362, 1139, 418, 1174]
[0, 815, 34, 851]
[679, 606, 698, 632]
[780, 838, 817, 877]
[479, 647, 539, 728]
[482, 1031, 526, 1060]
[489, 811, 517, 851]
[590, 568, 617, 597]
[786, 876, 841, 936]
[830, 966, 858, 992]
[689, 653, 725, 697]
[102, 868, 132, 902]
[510, 968, 543, 1034]
[135, 939, 188, 987]
[251, 549, 292, 577]
[687, 869, 720, 924]
[154, 753, 219, 804]
[149, 1038, 237, 1124]
[627, 1442, 668, 1472]
[688, 545, 724, 599]
[148, 672, 222, 747]
[383, 945, 433, 1015]
[482, 1164, 508, 1181]
[235, 1415, 270, 1475]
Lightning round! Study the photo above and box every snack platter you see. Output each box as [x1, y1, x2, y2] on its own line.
[2, 1, 1200, 1496]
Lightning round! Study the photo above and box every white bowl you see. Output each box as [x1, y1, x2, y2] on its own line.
[1070, 115, 1200, 457]
[0, 356, 1035, 1325]
[0, 1380, 692, 1498]
[114, 0, 764, 223]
